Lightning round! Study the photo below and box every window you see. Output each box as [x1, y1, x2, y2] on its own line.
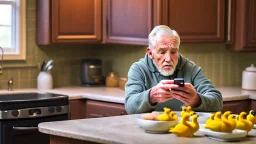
[0, 0, 26, 60]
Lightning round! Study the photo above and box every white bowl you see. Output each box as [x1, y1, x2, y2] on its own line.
[137, 115, 178, 134]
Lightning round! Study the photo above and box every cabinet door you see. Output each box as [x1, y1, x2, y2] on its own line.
[36, 0, 102, 44]
[251, 100, 256, 111]
[69, 100, 86, 120]
[52, 0, 101, 43]
[231, 0, 256, 51]
[162, 0, 225, 43]
[103, 0, 158, 45]
[85, 100, 127, 118]
[222, 100, 250, 114]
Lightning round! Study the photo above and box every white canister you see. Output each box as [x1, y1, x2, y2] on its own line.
[37, 71, 53, 90]
[242, 64, 256, 90]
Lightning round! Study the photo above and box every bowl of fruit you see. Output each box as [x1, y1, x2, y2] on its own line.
[137, 108, 178, 133]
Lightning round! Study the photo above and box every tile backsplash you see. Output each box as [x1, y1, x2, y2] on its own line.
[0, 0, 256, 89]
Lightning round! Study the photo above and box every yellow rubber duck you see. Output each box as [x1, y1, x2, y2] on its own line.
[157, 107, 171, 121]
[228, 114, 237, 130]
[189, 113, 199, 134]
[206, 113, 215, 124]
[204, 111, 222, 132]
[180, 106, 194, 117]
[236, 112, 254, 133]
[247, 110, 256, 124]
[214, 111, 222, 121]
[169, 111, 178, 121]
[169, 113, 193, 137]
[220, 111, 234, 133]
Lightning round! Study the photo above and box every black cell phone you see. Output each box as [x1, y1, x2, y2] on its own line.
[174, 78, 184, 87]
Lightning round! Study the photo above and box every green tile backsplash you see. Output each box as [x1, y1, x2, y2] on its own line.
[0, 0, 256, 89]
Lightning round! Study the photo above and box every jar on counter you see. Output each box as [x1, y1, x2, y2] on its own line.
[106, 72, 119, 87]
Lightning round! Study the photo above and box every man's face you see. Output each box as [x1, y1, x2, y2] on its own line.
[148, 36, 179, 76]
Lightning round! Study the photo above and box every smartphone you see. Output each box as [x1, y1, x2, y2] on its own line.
[174, 78, 184, 87]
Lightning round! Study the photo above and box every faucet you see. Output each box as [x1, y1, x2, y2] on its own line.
[8, 77, 13, 91]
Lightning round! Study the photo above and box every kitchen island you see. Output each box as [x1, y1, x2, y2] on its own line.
[39, 114, 256, 144]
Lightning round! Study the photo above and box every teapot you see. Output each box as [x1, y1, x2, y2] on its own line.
[242, 64, 256, 90]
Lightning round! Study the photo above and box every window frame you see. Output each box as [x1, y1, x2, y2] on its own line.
[0, 0, 26, 60]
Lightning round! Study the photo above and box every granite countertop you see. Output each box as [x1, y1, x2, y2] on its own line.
[45, 86, 256, 103]
[0, 86, 256, 103]
[38, 113, 256, 144]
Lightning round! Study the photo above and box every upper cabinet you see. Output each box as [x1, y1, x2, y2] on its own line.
[230, 0, 256, 51]
[36, 0, 102, 45]
[102, 0, 159, 45]
[36, 0, 158, 45]
[36, 0, 256, 51]
[160, 0, 226, 43]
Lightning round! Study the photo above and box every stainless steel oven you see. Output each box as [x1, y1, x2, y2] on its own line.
[0, 93, 69, 144]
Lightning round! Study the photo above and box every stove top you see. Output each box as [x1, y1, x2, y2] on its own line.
[0, 93, 66, 102]
[0, 93, 69, 111]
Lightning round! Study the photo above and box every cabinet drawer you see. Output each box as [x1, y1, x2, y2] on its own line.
[222, 100, 250, 114]
[85, 100, 127, 118]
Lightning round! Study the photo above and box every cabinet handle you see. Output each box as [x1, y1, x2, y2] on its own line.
[121, 111, 125, 115]
[227, 0, 231, 41]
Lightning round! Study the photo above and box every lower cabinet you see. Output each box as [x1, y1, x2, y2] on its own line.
[251, 100, 256, 111]
[222, 100, 251, 114]
[85, 100, 127, 118]
[69, 99, 127, 120]
[69, 100, 86, 120]
[69, 99, 256, 120]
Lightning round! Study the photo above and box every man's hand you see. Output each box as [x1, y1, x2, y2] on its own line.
[149, 80, 178, 104]
[170, 83, 201, 107]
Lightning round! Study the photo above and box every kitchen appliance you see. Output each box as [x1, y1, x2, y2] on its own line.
[242, 64, 256, 90]
[0, 93, 69, 144]
[80, 58, 104, 86]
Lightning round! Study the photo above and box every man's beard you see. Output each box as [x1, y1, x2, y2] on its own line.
[153, 60, 177, 76]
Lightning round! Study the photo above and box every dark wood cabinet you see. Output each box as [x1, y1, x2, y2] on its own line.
[85, 100, 127, 118]
[161, 0, 226, 43]
[222, 100, 251, 114]
[69, 100, 86, 120]
[102, 0, 159, 45]
[36, 0, 102, 45]
[229, 0, 256, 51]
[251, 100, 256, 111]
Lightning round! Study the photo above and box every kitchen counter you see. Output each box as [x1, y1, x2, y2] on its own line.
[0, 86, 256, 103]
[46, 86, 256, 103]
[38, 113, 256, 144]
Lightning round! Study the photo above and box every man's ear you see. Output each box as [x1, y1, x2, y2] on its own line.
[147, 47, 153, 59]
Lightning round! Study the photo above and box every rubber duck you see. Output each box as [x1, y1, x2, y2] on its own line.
[180, 106, 194, 117]
[214, 111, 222, 121]
[169, 113, 194, 137]
[157, 107, 171, 121]
[169, 111, 178, 121]
[206, 113, 215, 124]
[228, 114, 237, 130]
[220, 111, 234, 133]
[204, 111, 222, 132]
[236, 112, 254, 133]
[189, 113, 199, 134]
[247, 110, 256, 124]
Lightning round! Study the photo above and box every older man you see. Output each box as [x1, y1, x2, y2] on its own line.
[125, 25, 222, 114]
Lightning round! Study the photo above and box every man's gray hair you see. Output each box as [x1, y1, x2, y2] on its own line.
[148, 25, 180, 52]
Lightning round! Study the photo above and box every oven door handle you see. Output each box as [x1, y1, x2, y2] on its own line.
[13, 126, 38, 133]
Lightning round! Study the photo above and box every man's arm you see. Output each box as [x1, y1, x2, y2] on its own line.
[190, 67, 223, 112]
[125, 63, 156, 114]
